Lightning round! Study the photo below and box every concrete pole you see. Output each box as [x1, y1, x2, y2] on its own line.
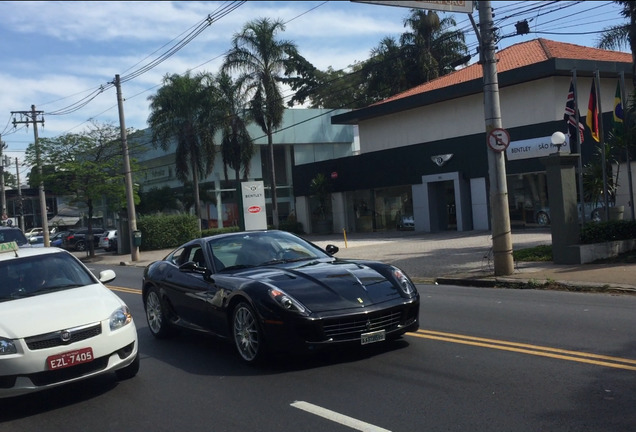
[32, 105, 50, 247]
[478, 1, 514, 275]
[0, 137, 6, 219]
[114, 75, 139, 262]
[16, 158, 24, 231]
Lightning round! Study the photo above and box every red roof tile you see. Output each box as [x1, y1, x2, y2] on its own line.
[378, 38, 632, 104]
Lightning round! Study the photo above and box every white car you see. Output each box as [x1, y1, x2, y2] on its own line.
[99, 230, 117, 252]
[0, 242, 139, 398]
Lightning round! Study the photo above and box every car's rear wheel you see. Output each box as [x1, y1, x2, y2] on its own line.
[75, 240, 86, 251]
[115, 353, 139, 380]
[145, 288, 174, 338]
[232, 302, 265, 364]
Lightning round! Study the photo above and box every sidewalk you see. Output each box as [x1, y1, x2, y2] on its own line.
[79, 228, 636, 293]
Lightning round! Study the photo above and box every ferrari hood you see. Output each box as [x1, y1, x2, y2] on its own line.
[241, 260, 402, 312]
[0, 284, 126, 339]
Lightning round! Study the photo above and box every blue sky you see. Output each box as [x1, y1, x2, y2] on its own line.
[0, 1, 627, 176]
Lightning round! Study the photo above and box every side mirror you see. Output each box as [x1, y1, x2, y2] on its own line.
[325, 244, 339, 256]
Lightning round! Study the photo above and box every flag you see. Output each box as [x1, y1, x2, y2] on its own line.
[586, 79, 600, 142]
[563, 79, 584, 146]
[612, 81, 624, 133]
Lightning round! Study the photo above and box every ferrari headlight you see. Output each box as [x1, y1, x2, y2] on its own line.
[268, 288, 307, 314]
[110, 306, 133, 331]
[392, 267, 416, 296]
[0, 337, 17, 355]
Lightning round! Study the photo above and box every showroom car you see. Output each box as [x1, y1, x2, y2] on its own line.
[0, 242, 139, 398]
[142, 230, 420, 364]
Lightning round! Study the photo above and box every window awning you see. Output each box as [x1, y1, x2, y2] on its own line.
[48, 215, 80, 226]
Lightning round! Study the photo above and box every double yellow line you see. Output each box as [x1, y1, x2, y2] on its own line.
[110, 285, 636, 372]
[411, 329, 636, 371]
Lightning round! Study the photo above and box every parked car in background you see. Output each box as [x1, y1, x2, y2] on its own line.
[0, 245, 139, 398]
[62, 228, 106, 251]
[534, 203, 602, 226]
[49, 231, 71, 248]
[24, 228, 44, 239]
[99, 230, 118, 252]
[28, 236, 45, 247]
[0, 227, 30, 248]
[142, 230, 420, 364]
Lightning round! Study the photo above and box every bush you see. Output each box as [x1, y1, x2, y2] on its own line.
[137, 214, 199, 251]
[201, 226, 241, 237]
[580, 220, 636, 244]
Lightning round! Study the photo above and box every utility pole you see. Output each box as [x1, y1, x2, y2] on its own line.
[114, 74, 139, 262]
[0, 136, 6, 222]
[16, 157, 24, 231]
[478, 1, 514, 275]
[11, 106, 50, 246]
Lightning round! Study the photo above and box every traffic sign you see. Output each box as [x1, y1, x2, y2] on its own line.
[487, 128, 511, 153]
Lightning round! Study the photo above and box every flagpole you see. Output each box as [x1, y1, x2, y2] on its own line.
[594, 71, 609, 220]
[572, 70, 586, 223]
[619, 71, 635, 220]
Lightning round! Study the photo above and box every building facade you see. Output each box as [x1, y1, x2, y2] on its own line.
[292, 39, 634, 234]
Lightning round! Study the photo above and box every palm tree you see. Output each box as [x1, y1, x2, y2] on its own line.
[214, 71, 255, 184]
[400, 9, 468, 86]
[597, 1, 636, 86]
[222, 18, 299, 229]
[147, 71, 217, 232]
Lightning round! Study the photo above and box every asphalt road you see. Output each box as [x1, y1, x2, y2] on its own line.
[2, 264, 635, 432]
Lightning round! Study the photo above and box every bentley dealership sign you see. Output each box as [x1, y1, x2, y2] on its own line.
[506, 135, 571, 161]
[242, 181, 267, 231]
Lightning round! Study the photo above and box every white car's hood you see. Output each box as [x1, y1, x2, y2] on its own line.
[0, 284, 125, 339]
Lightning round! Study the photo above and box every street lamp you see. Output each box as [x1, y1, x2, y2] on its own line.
[551, 131, 566, 153]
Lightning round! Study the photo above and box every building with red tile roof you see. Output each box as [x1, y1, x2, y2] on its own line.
[292, 39, 633, 234]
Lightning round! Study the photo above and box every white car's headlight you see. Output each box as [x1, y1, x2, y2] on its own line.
[392, 267, 416, 296]
[0, 337, 17, 355]
[110, 306, 133, 331]
[268, 288, 307, 314]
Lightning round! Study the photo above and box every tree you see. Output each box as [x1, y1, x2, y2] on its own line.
[597, 1, 636, 86]
[214, 71, 255, 183]
[25, 122, 136, 257]
[223, 18, 300, 228]
[400, 9, 468, 86]
[147, 71, 218, 232]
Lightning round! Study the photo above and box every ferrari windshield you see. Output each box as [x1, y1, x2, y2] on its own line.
[208, 231, 331, 269]
[0, 252, 96, 301]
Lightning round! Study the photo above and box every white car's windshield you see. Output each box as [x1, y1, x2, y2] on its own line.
[0, 253, 96, 301]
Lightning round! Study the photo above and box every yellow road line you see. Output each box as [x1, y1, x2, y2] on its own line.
[409, 329, 636, 371]
[108, 285, 141, 294]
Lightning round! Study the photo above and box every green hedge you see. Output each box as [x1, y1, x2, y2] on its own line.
[137, 214, 200, 251]
[580, 220, 636, 244]
[134, 214, 305, 250]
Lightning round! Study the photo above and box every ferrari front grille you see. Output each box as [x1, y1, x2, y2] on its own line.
[323, 310, 403, 340]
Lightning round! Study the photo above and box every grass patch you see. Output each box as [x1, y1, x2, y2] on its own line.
[513, 245, 552, 262]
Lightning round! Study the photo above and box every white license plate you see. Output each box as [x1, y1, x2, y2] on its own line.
[361, 330, 386, 345]
[47, 347, 94, 370]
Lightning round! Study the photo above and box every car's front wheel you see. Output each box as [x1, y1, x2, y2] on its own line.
[144, 288, 174, 338]
[536, 211, 550, 226]
[232, 302, 265, 364]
